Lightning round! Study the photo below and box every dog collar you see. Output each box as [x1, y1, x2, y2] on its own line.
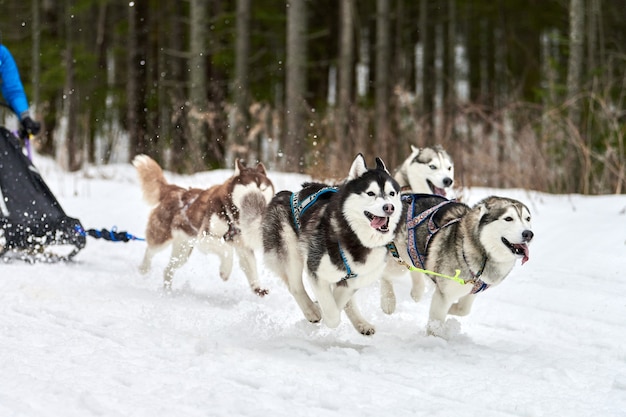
[462, 251, 490, 294]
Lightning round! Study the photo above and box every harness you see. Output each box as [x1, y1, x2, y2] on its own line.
[290, 186, 357, 281]
[389, 194, 490, 294]
[290, 186, 338, 231]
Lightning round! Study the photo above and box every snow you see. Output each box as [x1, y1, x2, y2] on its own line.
[1, 155, 626, 417]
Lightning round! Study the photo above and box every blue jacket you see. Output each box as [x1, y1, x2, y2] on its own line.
[0, 45, 29, 118]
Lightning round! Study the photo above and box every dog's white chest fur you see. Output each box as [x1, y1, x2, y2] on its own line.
[309, 246, 388, 288]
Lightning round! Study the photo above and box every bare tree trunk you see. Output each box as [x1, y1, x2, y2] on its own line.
[230, 0, 251, 165]
[61, 0, 80, 171]
[567, 0, 584, 126]
[168, 2, 187, 172]
[31, 0, 40, 113]
[285, 0, 307, 173]
[375, 0, 390, 162]
[567, 0, 586, 192]
[420, 0, 435, 145]
[333, 0, 354, 173]
[127, 1, 146, 159]
[441, 0, 456, 145]
[188, 0, 209, 171]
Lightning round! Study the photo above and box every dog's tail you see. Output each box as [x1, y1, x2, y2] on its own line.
[132, 154, 168, 205]
[238, 191, 269, 250]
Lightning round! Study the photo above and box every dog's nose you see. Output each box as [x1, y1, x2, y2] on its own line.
[443, 177, 453, 187]
[383, 203, 395, 215]
[522, 230, 534, 242]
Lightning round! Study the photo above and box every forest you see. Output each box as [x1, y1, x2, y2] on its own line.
[0, 0, 624, 194]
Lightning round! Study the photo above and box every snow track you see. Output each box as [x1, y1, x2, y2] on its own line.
[1, 161, 625, 416]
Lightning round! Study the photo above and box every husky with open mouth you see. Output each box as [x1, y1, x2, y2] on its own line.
[262, 154, 402, 335]
[385, 194, 533, 337]
[393, 145, 454, 196]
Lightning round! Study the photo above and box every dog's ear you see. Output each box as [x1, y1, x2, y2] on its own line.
[348, 153, 368, 179]
[410, 145, 421, 163]
[235, 159, 245, 175]
[255, 162, 267, 175]
[375, 157, 390, 174]
[475, 197, 496, 224]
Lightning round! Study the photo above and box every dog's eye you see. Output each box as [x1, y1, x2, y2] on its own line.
[429, 165, 437, 170]
[526, 216, 531, 222]
[448, 166, 452, 171]
[504, 216, 513, 222]
[367, 191, 376, 197]
[389, 191, 396, 197]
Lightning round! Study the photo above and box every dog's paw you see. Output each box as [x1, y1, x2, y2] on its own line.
[357, 323, 376, 336]
[304, 306, 322, 323]
[161, 282, 173, 295]
[426, 318, 461, 339]
[253, 287, 269, 297]
[138, 264, 150, 275]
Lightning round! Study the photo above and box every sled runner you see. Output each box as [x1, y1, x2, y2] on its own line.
[0, 126, 86, 261]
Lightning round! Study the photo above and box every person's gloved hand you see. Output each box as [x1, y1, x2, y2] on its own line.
[21, 116, 41, 136]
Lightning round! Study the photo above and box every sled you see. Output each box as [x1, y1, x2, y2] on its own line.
[0, 126, 86, 262]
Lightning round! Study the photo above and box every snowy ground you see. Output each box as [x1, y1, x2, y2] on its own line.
[1, 155, 625, 417]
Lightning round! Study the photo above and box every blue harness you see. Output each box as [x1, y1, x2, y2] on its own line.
[289, 186, 338, 231]
[289, 186, 357, 281]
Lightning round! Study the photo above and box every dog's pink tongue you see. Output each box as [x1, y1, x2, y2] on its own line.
[370, 215, 387, 229]
[520, 244, 529, 265]
[433, 186, 446, 197]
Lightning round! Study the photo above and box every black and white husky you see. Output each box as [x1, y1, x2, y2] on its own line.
[385, 194, 533, 338]
[262, 154, 402, 335]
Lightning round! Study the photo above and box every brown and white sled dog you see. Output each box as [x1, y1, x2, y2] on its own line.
[262, 154, 402, 335]
[380, 144, 455, 314]
[133, 155, 274, 296]
[385, 194, 533, 338]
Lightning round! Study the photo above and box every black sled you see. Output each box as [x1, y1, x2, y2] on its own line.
[0, 126, 85, 262]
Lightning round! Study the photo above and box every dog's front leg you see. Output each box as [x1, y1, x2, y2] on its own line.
[448, 293, 476, 316]
[426, 286, 455, 337]
[343, 298, 376, 336]
[234, 245, 268, 296]
[308, 278, 341, 328]
[286, 274, 322, 324]
[409, 271, 426, 302]
[163, 236, 194, 289]
[196, 232, 233, 281]
[380, 276, 397, 315]
[139, 243, 165, 275]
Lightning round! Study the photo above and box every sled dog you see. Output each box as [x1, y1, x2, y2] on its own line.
[393, 144, 454, 196]
[386, 194, 533, 337]
[380, 144, 455, 314]
[262, 154, 402, 335]
[133, 155, 274, 296]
